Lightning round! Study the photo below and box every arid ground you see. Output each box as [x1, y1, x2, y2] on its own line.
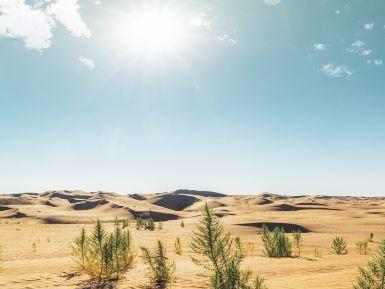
[0, 189, 384, 289]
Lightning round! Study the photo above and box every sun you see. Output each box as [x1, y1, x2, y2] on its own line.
[124, 8, 185, 58]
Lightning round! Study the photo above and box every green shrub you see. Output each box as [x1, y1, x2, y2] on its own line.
[354, 240, 385, 289]
[292, 230, 303, 257]
[331, 236, 347, 255]
[174, 237, 182, 255]
[136, 217, 155, 231]
[254, 275, 267, 289]
[141, 240, 175, 289]
[122, 219, 129, 229]
[261, 225, 292, 258]
[114, 216, 120, 227]
[71, 219, 135, 283]
[145, 219, 155, 231]
[190, 203, 267, 289]
[356, 240, 368, 255]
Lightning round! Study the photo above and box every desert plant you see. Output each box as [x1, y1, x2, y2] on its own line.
[331, 236, 348, 255]
[243, 242, 255, 257]
[261, 225, 292, 258]
[122, 219, 129, 229]
[136, 217, 145, 230]
[353, 240, 385, 289]
[145, 218, 155, 231]
[181, 220, 185, 228]
[292, 230, 303, 257]
[254, 275, 267, 289]
[314, 247, 321, 257]
[356, 240, 368, 255]
[190, 203, 267, 289]
[114, 216, 120, 227]
[71, 219, 135, 283]
[174, 237, 183, 255]
[141, 240, 175, 289]
[71, 227, 88, 270]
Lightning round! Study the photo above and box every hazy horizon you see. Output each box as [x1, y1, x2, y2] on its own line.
[1, 0, 385, 196]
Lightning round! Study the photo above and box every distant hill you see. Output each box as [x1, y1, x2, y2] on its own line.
[173, 189, 226, 198]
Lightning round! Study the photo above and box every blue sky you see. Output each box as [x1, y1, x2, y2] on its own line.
[1, 0, 385, 195]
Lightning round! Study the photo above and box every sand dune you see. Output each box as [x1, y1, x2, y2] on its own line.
[1, 190, 385, 288]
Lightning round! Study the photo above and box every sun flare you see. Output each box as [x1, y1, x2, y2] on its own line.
[124, 9, 185, 58]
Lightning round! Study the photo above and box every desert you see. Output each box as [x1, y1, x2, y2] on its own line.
[0, 189, 384, 289]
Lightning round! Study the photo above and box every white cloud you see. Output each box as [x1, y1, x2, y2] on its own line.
[361, 49, 372, 56]
[217, 33, 237, 45]
[351, 40, 365, 48]
[78, 56, 95, 69]
[367, 59, 383, 66]
[190, 13, 210, 30]
[364, 22, 374, 31]
[0, 0, 55, 50]
[347, 40, 372, 56]
[314, 43, 326, 51]
[321, 63, 353, 78]
[47, 0, 91, 38]
[0, 0, 90, 51]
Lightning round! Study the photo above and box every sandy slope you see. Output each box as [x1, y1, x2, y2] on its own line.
[0, 190, 384, 288]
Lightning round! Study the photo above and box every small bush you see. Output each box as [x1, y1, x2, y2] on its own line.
[354, 240, 385, 289]
[136, 217, 145, 230]
[292, 230, 303, 257]
[145, 219, 155, 231]
[114, 216, 120, 227]
[261, 225, 292, 258]
[191, 204, 267, 289]
[180, 220, 185, 228]
[255, 275, 267, 289]
[356, 240, 368, 255]
[313, 247, 322, 258]
[122, 219, 129, 229]
[136, 218, 155, 231]
[71, 219, 135, 283]
[331, 236, 348, 255]
[243, 242, 255, 257]
[141, 240, 175, 289]
[174, 237, 182, 255]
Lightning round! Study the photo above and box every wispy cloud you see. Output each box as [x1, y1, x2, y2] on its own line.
[190, 13, 210, 30]
[321, 63, 353, 78]
[314, 43, 326, 51]
[78, 56, 95, 70]
[0, 0, 90, 51]
[367, 59, 383, 66]
[217, 33, 237, 45]
[347, 40, 372, 56]
[364, 22, 374, 31]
